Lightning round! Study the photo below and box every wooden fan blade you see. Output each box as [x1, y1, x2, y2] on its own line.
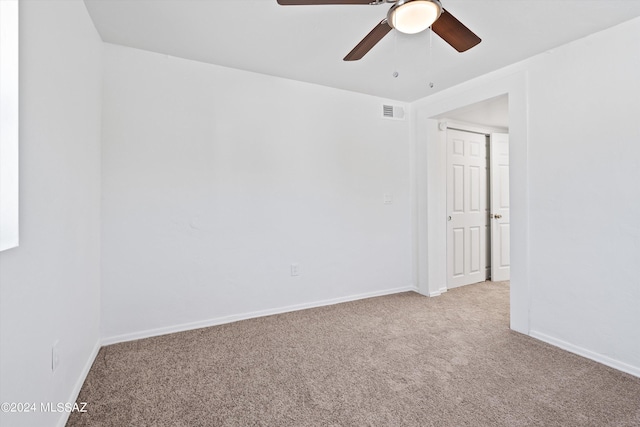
[431, 9, 481, 52]
[343, 20, 392, 61]
[277, 0, 373, 5]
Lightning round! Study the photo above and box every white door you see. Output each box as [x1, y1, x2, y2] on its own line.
[447, 129, 488, 288]
[490, 133, 510, 281]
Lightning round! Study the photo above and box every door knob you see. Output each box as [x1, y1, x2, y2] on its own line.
[494, 214, 502, 219]
[447, 216, 452, 221]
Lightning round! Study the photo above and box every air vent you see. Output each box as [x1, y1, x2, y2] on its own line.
[382, 104, 405, 120]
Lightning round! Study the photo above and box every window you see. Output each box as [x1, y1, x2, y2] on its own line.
[0, 0, 19, 251]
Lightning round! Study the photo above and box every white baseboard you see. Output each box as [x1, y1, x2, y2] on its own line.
[529, 330, 640, 378]
[56, 340, 101, 427]
[428, 286, 448, 297]
[102, 285, 418, 346]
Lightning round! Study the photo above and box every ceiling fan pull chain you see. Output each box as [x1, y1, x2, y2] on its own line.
[393, 29, 398, 79]
[429, 25, 433, 67]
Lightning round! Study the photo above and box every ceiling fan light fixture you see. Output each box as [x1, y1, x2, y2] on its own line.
[388, 0, 442, 35]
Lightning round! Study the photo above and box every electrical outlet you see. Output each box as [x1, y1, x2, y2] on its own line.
[51, 340, 60, 373]
[290, 263, 300, 276]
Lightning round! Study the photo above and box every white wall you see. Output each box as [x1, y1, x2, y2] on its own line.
[412, 17, 640, 375]
[525, 17, 640, 373]
[0, 1, 103, 427]
[101, 44, 413, 342]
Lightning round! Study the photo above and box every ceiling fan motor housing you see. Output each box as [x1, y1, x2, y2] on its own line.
[387, 0, 443, 34]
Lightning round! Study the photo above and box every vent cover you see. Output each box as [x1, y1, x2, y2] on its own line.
[382, 104, 405, 120]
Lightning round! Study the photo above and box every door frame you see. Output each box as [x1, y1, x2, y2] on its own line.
[411, 71, 530, 334]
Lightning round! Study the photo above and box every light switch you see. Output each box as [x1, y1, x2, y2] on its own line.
[290, 264, 300, 276]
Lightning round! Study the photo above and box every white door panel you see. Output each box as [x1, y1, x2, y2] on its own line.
[490, 133, 511, 281]
[447, 130, 488, 288]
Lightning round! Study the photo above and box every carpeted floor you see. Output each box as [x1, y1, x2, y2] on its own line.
[67, 281, 640, 426]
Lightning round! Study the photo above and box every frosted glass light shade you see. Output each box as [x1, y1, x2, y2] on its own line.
[388, 0, 442, 35]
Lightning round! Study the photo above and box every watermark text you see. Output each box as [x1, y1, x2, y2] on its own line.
[1, 402, 88, 413]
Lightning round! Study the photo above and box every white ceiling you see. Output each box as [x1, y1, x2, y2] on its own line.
[438, 94, 509, 129]
[83, 0, 640, 102]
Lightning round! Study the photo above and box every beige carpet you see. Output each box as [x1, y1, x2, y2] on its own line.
[68, 282, 640, 426]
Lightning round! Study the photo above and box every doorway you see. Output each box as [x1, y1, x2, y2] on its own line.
[440, 95, 510, 290]
[412, 72, 529, 333]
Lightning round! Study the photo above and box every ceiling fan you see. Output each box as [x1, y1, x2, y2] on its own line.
[277, 0, 481, 61]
